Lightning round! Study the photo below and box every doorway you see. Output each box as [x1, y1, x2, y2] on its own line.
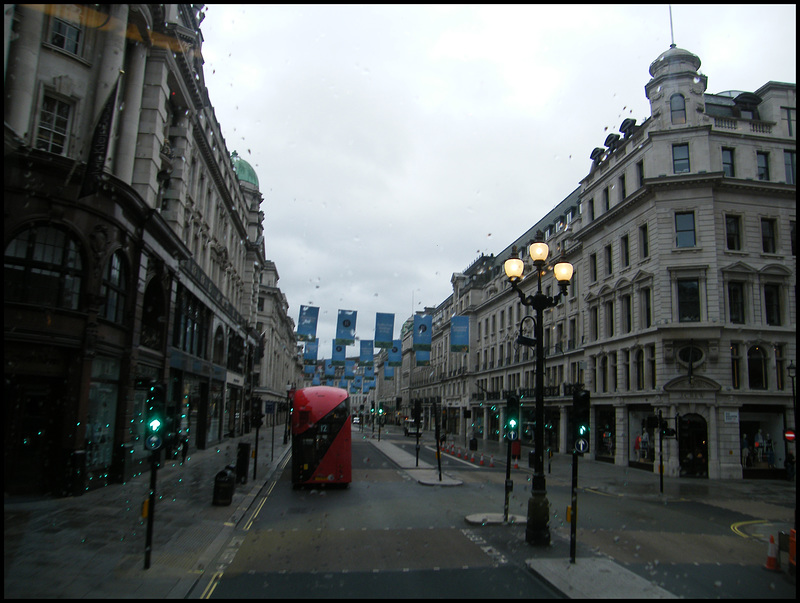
[678, 413, 708, 477]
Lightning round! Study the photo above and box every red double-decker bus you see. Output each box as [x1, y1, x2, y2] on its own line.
[291, 386, 352, 487]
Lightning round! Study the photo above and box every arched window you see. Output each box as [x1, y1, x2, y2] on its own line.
[100, 251, 127, 324]
[670, 94, 686, 124]
[4, 224, 83, 309]
[747, 345, 768, 390]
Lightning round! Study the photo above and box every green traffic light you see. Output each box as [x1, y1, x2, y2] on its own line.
[508, 418, 517, 429]
[148, 417, 162, 432]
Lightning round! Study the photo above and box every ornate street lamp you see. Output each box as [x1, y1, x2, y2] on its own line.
[503, 230, 573, 546]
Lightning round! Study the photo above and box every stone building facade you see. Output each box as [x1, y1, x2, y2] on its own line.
[397, 44, 795, 480]
[4, 4, 301, 497]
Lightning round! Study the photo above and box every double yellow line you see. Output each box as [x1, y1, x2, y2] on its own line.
[731, 519, 767, 538]
[201, 454, 290, 598]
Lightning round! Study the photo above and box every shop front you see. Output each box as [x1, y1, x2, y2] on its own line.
[739, 404, 788, 479]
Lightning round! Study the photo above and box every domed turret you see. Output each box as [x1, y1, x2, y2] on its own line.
[230, 151, 259, 188]
[649, 44, 702, 79]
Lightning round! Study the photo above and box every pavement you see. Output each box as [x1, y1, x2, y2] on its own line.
[4, 423, 797, 599]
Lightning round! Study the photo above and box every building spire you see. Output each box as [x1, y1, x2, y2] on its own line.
[669, 5, 676, 48]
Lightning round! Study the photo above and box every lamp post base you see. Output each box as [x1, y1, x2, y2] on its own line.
[525, 490, 551, 546]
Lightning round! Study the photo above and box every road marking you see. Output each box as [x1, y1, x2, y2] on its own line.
[200, 571, 223, 599]
[244, 481, 276, 531]
[426, 445, 475, 467]
[584, 487, 622, 497]
[731, 519, 767, 538]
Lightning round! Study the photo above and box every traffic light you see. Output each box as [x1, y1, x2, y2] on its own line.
[505, 394, 520, 440]
[145, 383, 166, 450]
[572, 389, 590, 451]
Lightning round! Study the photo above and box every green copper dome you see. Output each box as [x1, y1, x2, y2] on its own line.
[230, 151, 259, 188]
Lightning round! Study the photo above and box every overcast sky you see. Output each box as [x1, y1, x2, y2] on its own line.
[198, 4, 796, 359]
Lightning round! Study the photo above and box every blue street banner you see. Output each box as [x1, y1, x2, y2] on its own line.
[375, 313, 394, 348]
[79, 77, 120, 198]
[324, 359, 335, 377]
[413, 314, 432, 351]
[384, 365, 394, 380]
[345, 360, 355, 380]
[297, 305, 319, 341]
[335, 309, 357, 345]
[332, 342, 346, 366]
[388, 340, 402, 366]
[312, 374, 321, 386]
[304, 364, 315, 374]
[360, 340, 374, 366]
[303, 340, 318, 365]
[364, 366, 375, 380]
[450, 315, 469, 352]
[415, 349, 430, 366]
[354, 375, 363, 389]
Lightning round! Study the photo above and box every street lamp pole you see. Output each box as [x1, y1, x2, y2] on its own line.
[503, 231, 573, 547]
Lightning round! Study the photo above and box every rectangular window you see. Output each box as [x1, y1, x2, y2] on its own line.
[36, 95, 71, 155]
[604, 300, 614, 338]
[637, 160, 645, 187]
[622, 294, 632, 333]
[589, 253, 597, 282]
[590, 307, 599, 341]
[677, 279, 700, 322]
[647, 344, 656, 389]
[621, 235, 630, 267]
[619, 174, 627, 200]
[722, 148, 735, 177]
[764, 284, 782, 325]
[728, 281, 745, 324]
[761, 218, 777, 253]
[50, 4, 84, 56]
[673, 144, 690, 173]
[639, 223, 649, 258]
[640, 287, 652, 328]
[757, 152, 770, 180]
[675, 211, 696, 247]
[785, 150, 796, 185]
[731, 343, 741, 389]
[588, 198, 595, 221]
[623, 350, 631, 391]
[783, 107, 796, 137]
[605, 244, 612, 275]
[725, 214, 742, 250]
[603, 187, 610, 212]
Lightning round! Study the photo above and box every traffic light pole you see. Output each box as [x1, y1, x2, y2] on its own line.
[659, 409, 664, 494]
[144, 449, 159, 569]
[504, 434, 512, 523]
[570, 449, 578, 563]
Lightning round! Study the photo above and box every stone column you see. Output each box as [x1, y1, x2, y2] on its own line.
[114, 38, 147, 182]
[4, 4, 44, 138]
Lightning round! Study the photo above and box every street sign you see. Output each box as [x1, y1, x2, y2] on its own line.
[575, 438, 588, 453]
[145, 435, 162, 451]
[508, 430, 518, 441]
[264, 401, 275, 414]
[784, 428, 795, 443]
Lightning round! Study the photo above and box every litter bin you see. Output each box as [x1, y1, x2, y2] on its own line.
[236, 442, 251, 484]
[213, 467, 235, 506]
[469, 437, 478, 451]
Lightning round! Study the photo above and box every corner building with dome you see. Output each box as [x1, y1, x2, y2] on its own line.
[395, 43, 795, 481]
[3, 5, 302, 497]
